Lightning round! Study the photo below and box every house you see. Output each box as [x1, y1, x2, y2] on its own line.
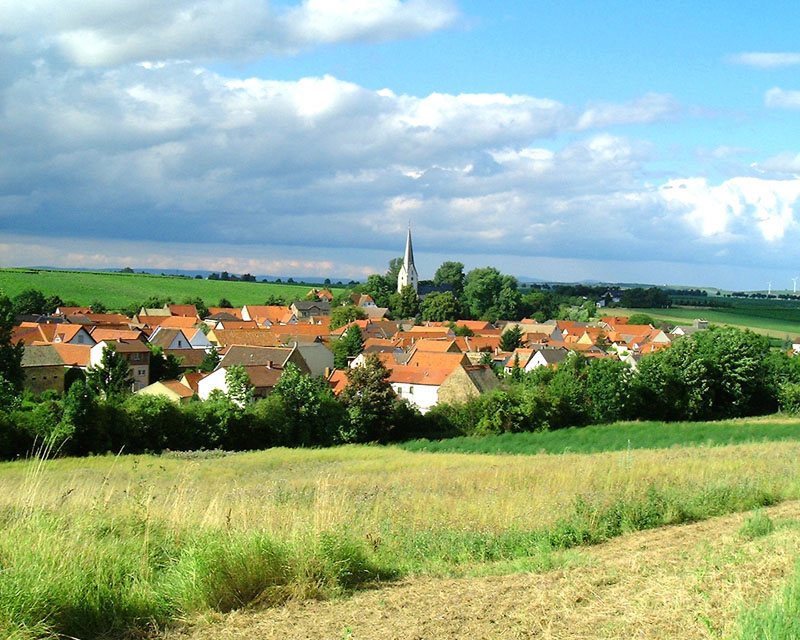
[290, 300, 331, 319]
[350, 293, 376, 307]
[196, 365, 283, 401]
[50, 324, 96, 346]
[292, 343, 334, 378]
[137, 380, 195, 405]
[21, 345, 67, 394]
[209, 329, 281, 348]
[148, 328, 193, 350]
[242, 305, 297, 325]
[165, 349, 208, 371]
[308, 289, 335, 302]
[167, 304, 199, 319]
[207, 307, 244, 319]
[504, 346, 569, 373]
[217, 345, 314, 376]
[387, 362, 499, 413]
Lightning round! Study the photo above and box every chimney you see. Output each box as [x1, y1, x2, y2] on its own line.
[324, 367, 331, 378]
[267, 360, 273, 368]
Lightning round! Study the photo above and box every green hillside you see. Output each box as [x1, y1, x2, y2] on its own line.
[0, 268, 346, 310]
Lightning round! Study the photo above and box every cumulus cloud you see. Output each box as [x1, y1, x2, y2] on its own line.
[760, 152, 800, 174]
[1, 0, 459, 67]
[765, 87, 800, 109]
[659, 176, 800, 243]
[728, 52, 800, 68]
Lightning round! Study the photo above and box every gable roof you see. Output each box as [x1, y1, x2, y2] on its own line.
[207, 307, 243, 319]
[211, 329, 281, 348]
[217, 345, 294, 368]
[148, 328, 190, 349]
[21, 344, 64, 367]
[168, 304, 199, 318]
[51, 343, 92, 367]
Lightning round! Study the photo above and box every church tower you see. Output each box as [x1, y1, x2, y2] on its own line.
[397, 226, 419, 293]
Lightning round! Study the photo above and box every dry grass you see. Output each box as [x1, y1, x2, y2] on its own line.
[3, 441, 799, 540]
[162, 500, 800, 640]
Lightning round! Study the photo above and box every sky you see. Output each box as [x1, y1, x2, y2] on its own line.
[2, 1, 800, 290]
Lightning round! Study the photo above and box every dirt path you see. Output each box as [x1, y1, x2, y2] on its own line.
[164, 501, 800, 640]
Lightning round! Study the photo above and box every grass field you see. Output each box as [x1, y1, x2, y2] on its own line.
[0, 268, 346, 309]
[613, 305, 800, 339]
[400, 416, 800, 456]
[4, 417, 800, 638]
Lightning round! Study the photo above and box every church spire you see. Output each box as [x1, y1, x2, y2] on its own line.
[397, 225, 419, 293]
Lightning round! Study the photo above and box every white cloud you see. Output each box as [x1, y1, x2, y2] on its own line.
[760, 152, 800, 174]
[765, 87, 800, 109]
[660, 176, 800, 242]
[2, 0, 459, 67]
[728, 52, 800, 68]
[576, 93, 681, 130]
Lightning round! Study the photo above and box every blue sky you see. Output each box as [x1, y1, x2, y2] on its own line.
[1, 0, 800, 289]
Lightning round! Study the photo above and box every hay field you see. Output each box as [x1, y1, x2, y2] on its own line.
[3, 439, 800, 638]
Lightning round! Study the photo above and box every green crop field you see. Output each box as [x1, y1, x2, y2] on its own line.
[3, 417, 800, 638]
[400, 416, 800, 456]
[614, 304, 800, 339]
[0, 268, 346, 310]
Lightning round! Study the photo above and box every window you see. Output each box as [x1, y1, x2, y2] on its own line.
[133, 353, 141, 361]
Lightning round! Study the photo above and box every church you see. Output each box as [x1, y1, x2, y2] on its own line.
[397, 227, 418, 293]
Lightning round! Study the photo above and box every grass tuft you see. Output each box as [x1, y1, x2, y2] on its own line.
[738, 510, 776, 540]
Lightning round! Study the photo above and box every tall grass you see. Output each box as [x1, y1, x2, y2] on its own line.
[400, 417, 800, 456]
[738, 562, 800, 639]
[3, 439, 800, 638]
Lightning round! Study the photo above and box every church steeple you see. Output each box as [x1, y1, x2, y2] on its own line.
[397, 225, 419, 293]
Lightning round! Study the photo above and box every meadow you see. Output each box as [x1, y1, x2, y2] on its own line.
[400, 416, 800, 455]
[0, 268, 345, 309]
[4, 417, 800, 638]
[617, 301, 800, 338]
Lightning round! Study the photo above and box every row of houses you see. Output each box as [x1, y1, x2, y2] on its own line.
[12, 293, 707, 414]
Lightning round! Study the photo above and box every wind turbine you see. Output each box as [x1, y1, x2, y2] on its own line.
[793, 277, 799, 294]
[768, 281, 772, 296]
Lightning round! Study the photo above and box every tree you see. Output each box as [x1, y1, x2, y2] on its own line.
[218, 297, 233, 308]
[340, 355, 397, 442]
[12, 289, 48, 315]
[386, 257, 404, 287]
[148, 345, 184, 383]
[182, 296, 208, 319]
[199, 349, 220, 373]
[520, 291, 556, 322]
[90, 300, 108, 314]
[626, 313, 655, 326]
[333, 325, 364, 368]
[273, 362, 343, 446]
[0, 292, 23, 392]
[330, 305, 367, 331]
[584, 358, 632, 423]
[420, 291, 460, 322]
[225, 364, 253, 406]
[361, 273, 394, 308]
[433, 261, 465, 297]
[500, 325, 523, 352]
[462, 267, 519, 320]
[391, 285, 420, 319]
[85, 344, 133, 399]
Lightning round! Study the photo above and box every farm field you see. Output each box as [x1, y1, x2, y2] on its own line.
[3, 417, 800, 638]
[165, 500, 800, 640]
[0, 268, 346, 310]
[614, 304, 800, 339]
[400, 415, 800, 456]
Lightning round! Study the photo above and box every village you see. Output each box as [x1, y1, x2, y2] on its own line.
[12, 229, 702, 415]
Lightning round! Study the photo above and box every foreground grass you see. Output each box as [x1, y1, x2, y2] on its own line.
[0, 268, 344, 309]
[400, 416, 800, 456]
[3, 439, 800, 638]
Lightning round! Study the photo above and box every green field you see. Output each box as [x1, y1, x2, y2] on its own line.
[0, 268, 346, 310]
[615, 304, 800, 339]
[3, 417, 800, 638]
[400, 416, 800, 456]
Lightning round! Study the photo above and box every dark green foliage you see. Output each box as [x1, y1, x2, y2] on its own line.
[620, 287, 671, 308]
[148, 345, 184, 383]
[333, 325, 364, 368]
[626, 313, 656, 326]
[340, 355, 398, 442]
[199, 349, 220, 373]
[85, 344, 133, 399]
[433, 261, 465, 297]
[359, 273, 394, 308]
[390, 285, 420, 319]
[225, 365, 254, 406]
[462, 267, 520, 320]
[0, 293, 24, 391]
[218, 297, 233, 308]
[500, 325, 523, 351]
[520, 291, 557, 323]
[329, 304, 367, 330]
[11, 288, 48, 315]
[420, 291, 460, 322]
[273, 363, 344, 446]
